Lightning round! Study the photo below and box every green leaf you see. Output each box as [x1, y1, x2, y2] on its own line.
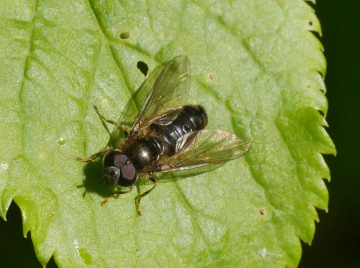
[0, 0, 335, 267]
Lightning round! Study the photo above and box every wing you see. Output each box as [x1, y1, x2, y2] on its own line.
[129, 55, 190, 136]
[157, 130, 251, 173]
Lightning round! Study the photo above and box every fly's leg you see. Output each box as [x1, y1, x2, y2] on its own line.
[93, 105, 128, 137]
[76, 147, 111, 162]
[135, 177, 157, 216]
[101, 186, 133, 205]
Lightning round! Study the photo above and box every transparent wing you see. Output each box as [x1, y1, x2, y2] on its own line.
[129, 55, 190, 135]
[157, 130, 251, 173]
[109, 65, 164, 149]
[119, 65, 164, 130]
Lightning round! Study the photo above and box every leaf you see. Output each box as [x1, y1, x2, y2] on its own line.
[0, 0, 335, 267]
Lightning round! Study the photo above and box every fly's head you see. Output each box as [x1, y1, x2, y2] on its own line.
[103, 151, 137, 187]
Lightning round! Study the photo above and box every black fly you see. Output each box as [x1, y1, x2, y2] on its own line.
[77, 56, 251, 215]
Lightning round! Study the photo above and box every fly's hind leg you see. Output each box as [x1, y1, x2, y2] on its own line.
[135, 177, 157, 216]
[93, 105, 128, 137]
[101, 186, 133, 205]
[76, 147, 111, 162]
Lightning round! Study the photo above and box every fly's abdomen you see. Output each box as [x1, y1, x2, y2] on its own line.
[150, 105, 208, 156]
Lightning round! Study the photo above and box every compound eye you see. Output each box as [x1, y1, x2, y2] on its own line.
[103, 166, 121, 185]
[118, 164, 137, 187]
[104, 151, 128, 168]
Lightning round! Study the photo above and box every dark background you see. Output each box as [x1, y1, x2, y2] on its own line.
[0, 1, 358, 267]
[300, 0, 360, 267]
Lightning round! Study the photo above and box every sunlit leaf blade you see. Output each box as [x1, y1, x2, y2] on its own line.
[0, 0, 335, 267]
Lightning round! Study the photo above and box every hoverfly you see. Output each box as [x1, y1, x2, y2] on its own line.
[77, 56, 251, 215]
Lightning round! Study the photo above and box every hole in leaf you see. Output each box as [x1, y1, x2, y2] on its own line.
[309, 21, 313, 26]
[137, 61, 148, 76]
[119, 32, 130, 39]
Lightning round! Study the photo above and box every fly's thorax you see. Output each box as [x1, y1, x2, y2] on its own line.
[123, 136, 163, 172]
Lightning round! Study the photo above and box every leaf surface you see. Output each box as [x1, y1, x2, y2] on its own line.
[0, 0, 335, 267]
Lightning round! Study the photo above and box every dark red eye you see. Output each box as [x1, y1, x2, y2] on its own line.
[104, 151, 128, 168]
[119, 164, 137, 187]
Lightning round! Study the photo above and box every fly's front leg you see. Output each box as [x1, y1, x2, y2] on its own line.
[76, 147, 111, 162]
[101, 186, 133, 205]
[135, 177, 157, 216]
[93, 105, 128, 137]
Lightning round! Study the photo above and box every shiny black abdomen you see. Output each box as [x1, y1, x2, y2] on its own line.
[150, 105, 208, 156]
